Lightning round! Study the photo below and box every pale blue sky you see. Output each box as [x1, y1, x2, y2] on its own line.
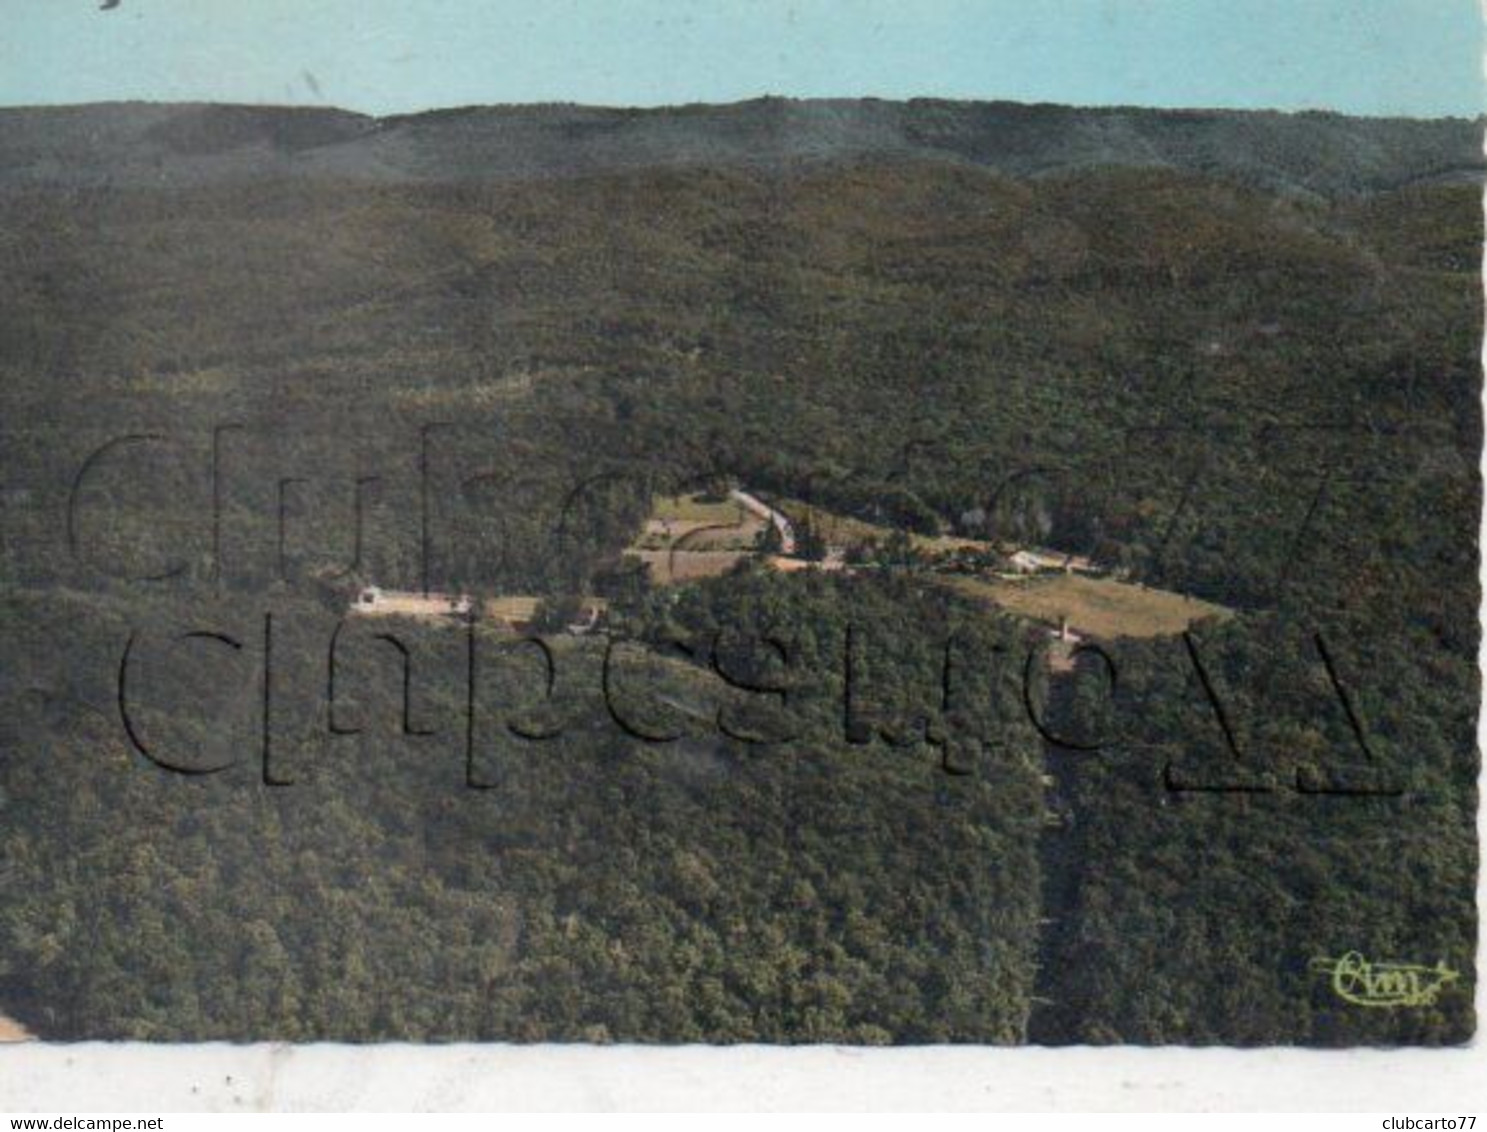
[0, 0, 1480, 118]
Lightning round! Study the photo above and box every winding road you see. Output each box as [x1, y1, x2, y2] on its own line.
[729, 489, 797, 554]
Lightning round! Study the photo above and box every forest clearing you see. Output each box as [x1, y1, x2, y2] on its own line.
[944, 573, 1232, 640]
[630, 490, 1227, 641]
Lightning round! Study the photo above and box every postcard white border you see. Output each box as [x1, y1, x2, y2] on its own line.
[1, 10, 1484, 1115]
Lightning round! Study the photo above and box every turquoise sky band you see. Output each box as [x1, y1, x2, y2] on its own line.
[0, 0, 1480, 117]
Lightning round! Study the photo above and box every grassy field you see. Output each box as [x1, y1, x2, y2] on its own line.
[651, 493, 746, 525]
[628, 548, 751, 585]
[484, 595, 543, 623]
[944, 573, 1231, 639]
[633, 493, 762, 554]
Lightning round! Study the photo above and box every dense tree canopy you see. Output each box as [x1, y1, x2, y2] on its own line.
[0, 110, 1477, 1041]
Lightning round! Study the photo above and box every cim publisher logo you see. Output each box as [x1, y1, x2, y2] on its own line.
[1310, 951, 1461, 1008]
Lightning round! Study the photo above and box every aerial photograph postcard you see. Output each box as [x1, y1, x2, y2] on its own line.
[0, 0, 1480, 1050]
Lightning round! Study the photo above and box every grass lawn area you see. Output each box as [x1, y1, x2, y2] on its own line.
[629, 549, 750, 585]
[944, 573, 1231, 639]
[484, 595, 543, 622]
[651, 493, 746, 525]
[634, 492, 763, 553]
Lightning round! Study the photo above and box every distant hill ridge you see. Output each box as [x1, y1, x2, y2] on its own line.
[0, 97, 1480, 195]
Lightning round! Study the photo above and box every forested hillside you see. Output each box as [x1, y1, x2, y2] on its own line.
[0, 99, 1478, 1042]
[0, 98, 1479, 194]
